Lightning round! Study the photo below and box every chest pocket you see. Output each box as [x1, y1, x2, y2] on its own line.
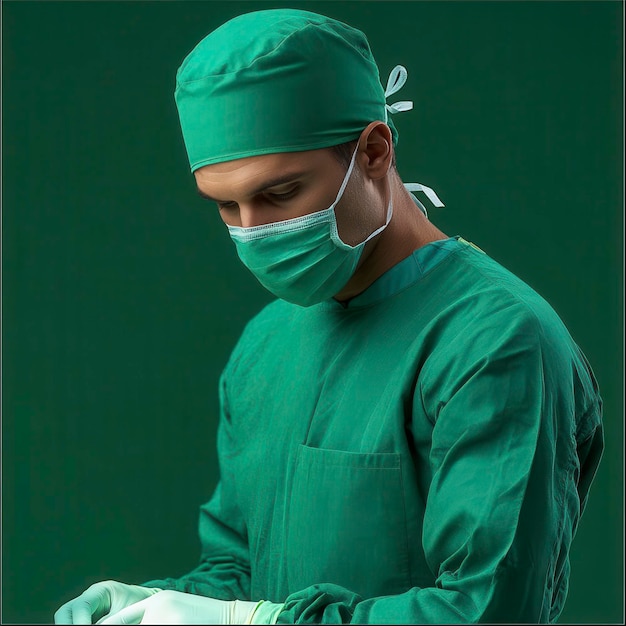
[286, 444, 412, 599]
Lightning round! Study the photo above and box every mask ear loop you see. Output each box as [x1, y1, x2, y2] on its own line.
[330, 142, 394, 249]
[328, 144, 360, 211]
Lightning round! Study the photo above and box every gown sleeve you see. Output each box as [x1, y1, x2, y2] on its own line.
[140, 368, 252, 601]
[275, 305, 603, 624]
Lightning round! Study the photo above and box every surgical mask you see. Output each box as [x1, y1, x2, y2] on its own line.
[227, 147, 392, 307]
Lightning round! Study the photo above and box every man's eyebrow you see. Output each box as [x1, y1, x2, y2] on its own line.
[196, 188, 221, 202]
[196, 171, 308, 203]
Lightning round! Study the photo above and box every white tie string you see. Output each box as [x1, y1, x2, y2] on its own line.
[383, 65, 444, 219]
[403, 183, 445, 219]
[385, 65, 413, 120]
[403, 183, 445, 208]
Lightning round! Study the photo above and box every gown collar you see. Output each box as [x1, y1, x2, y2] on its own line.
[320, 235, 465, 311]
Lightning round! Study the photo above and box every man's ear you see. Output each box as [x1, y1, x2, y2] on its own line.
[357, 121, 394, 180]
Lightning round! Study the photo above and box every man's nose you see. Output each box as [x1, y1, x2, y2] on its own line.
[238, 204, 277, 228]
[220, 204, 264, 228]
[238, 205, 258, 228]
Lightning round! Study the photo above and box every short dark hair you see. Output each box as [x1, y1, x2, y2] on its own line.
[330, 140, 358, 169]
[330, 139, 397, 170]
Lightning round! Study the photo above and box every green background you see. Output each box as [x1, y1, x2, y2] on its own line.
[2, 1, 623, 623]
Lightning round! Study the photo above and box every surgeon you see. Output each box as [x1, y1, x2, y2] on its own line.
[54, 8, 604, 625]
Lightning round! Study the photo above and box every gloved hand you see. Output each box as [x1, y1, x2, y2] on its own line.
[98, 591, 263, 625]
[54, 580, 162, 624]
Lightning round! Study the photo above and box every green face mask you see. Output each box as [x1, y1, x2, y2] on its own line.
[226, 148, 392, 307]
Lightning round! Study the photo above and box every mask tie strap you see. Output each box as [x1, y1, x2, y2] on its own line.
[384, 65, 413, 122]
[403, 182, 445, 218]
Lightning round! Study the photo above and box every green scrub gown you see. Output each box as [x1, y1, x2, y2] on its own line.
[143, 236, 604, 623]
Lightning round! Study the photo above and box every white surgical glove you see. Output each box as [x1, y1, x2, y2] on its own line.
[98, 590, 283, 625]
[54, 580, 162, 624]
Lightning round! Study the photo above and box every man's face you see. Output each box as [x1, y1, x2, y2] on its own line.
[194, 147, 386, 247]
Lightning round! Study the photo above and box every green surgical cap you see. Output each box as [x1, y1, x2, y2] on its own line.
[175, 8, 399, 171]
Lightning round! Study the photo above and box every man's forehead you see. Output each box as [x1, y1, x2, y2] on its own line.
[193, 148, 337, 200]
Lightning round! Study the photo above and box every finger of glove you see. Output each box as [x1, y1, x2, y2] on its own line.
[55, 597, 104, 625]
[97, 598, 148, 625]
[54, 601, 75, 625]
[54, 603, 76, 624]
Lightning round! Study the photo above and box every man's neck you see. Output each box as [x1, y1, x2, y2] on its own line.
[333, 179, 448, 303]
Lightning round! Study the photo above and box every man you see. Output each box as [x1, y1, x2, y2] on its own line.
[54, 8, 604, 624]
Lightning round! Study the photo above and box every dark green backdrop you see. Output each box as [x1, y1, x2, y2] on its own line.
[2, 1, 623, 623]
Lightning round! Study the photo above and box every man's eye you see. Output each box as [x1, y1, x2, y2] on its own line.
[217, 201, 238, 210]
[268, 188, 298, 202]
